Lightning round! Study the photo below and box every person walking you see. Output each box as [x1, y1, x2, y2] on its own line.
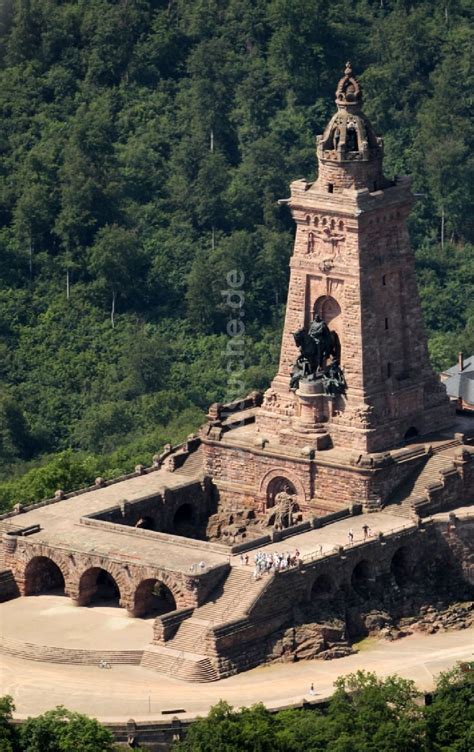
[348, 529, 354, 545]
[362, 523, 369, 540]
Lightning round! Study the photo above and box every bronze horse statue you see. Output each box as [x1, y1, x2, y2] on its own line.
[293, 326, 340, 372]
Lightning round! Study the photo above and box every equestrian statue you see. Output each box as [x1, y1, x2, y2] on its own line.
[290, 313, 346, 396]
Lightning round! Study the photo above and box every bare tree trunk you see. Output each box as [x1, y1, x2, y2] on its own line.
[29, 236, 33, 281]
[211, 226, 215, 250]
[66, 268, 70, 300]
[210, 129, 214, 154]
[441, 206, 445, 250]
[111, 290, 116, 329]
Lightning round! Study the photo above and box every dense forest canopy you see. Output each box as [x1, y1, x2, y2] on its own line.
[0, 0, 473, 507]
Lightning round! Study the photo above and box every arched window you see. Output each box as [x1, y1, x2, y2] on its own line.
[346, 127, 358, 151]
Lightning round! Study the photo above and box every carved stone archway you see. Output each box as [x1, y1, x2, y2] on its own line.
[23, 556, 66, 596]
[314, 294, 341, 327]
[132, 578, 177, 618]
[16, 549, 73, 597]
[258, 469, 306, 511]
[75, 561, 131, 609]
[351, 559, 375, 598]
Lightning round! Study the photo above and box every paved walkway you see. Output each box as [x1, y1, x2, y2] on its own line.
[0, 596, 154, 649]
[231, 510, 415, 566]
[1, 627, 472, 721]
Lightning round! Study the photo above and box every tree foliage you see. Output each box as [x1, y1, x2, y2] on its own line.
[174, 669, 474, 751]
[0, 668, 472, 750]
[0, 0, 472, 504]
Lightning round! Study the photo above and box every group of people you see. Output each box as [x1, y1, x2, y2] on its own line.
[188, 560, 207, 573]
[239, 549, 302, 579]
[347, 524, 373, 545]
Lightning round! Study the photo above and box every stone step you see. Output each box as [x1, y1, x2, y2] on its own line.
[169, 621, 208, 651]
[0, 636, 143, 665]
[194, 568, 263, 621]
[175, 448, 203, 477]
[410, 457, 455, 495]
[141, 646, 218, 682]
[386, 448, 459, 516]
[154, 567, 267, 675]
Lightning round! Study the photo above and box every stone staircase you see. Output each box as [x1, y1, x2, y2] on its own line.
[387, 443, 459, 517]
[193, 567, 263, 622]
[141, 567, 266, 681]
[175, 447, 204, 478]
[0, 635, 143, 665]
[141, 645, 219, 682]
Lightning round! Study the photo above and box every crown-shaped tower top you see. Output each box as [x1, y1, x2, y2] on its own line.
[335, 61, 363, 107]
[316, 63, 386, 192]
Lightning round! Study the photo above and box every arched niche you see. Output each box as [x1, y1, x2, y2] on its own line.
[173, 503, 196, 537]
[314, 295, 341, 328]
[133, 578, 177, 618]
[24, 556, 66, 596]
[351, 559, 374, 599]
[265, 476, 297, 510]
[314, 294, 343, 363]
[78, 567, 121, 607]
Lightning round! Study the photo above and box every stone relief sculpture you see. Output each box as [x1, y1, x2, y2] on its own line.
[266, 485, 299, 529]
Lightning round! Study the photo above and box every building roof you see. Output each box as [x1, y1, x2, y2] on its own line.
[443, 355, 474, 377]
[444, 355, 474, 405]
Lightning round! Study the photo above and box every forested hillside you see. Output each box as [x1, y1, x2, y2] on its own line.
[0, 0, 473, 507]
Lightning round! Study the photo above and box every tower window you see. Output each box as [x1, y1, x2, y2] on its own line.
[347, 127, 358, 151]
[328, 183, 334, 194]
[387, 362, 392, 378]
[384, 317, 389, 330]
[382, 274, 386, 286]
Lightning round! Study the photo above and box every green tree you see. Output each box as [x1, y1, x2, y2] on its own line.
[0, 393, 34, 462]
[89, 224, 143, 328]
[426, 666, 474, 751]
[20, 706, 115, 752]
[0, 695, 19, 752]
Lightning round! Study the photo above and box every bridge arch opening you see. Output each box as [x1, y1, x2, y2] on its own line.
[173, 503, 195, 536]
[351, 559, 373, 598]
[311, 574, 332, 598]
[133, 579, 177, 618]
[24, 556, 65, 596]
[78, 567, 121, 607]
[391, 547, 411, 587]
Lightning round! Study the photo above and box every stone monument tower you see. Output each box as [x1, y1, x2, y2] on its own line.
[201, 64, 454, 515]
[257, 62, 453, 453]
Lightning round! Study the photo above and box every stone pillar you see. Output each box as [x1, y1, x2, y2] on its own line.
[287, 380, 331, 450]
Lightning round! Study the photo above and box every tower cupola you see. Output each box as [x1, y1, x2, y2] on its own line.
[316, 63, 387, 193]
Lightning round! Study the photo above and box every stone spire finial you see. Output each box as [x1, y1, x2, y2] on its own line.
[335, 61, 362, 107]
